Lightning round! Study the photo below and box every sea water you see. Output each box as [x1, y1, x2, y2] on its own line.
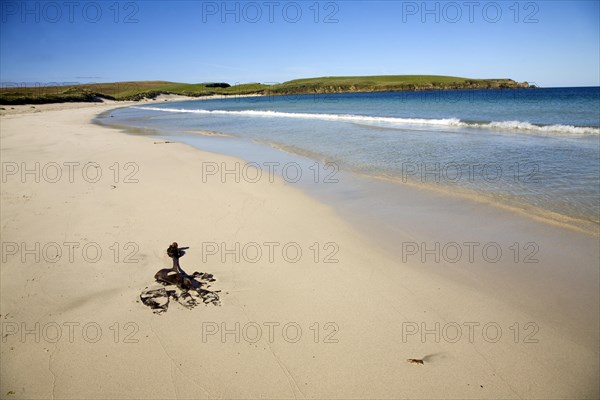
[100, 87, 600, 232]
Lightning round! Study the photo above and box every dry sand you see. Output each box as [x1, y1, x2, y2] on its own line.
[0, 103, 598, 399]
[0, 93, 261, 117]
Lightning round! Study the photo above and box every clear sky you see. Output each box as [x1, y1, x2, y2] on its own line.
[1, 0, 599, 87]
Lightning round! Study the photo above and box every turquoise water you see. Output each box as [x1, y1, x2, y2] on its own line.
[101, 87, 600, 230]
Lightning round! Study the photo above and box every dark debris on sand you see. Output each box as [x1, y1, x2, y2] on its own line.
[140, 243, 221, 314]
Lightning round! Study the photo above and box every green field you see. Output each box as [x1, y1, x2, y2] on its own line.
[267, 75, 529, 94]
[0, 81, 269, 105]
[0, 76, 530, 105]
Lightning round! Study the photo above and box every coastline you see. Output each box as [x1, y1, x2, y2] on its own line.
[259, 140, 599, 237]
[0, 93, 263, 117]
[104, 88, 600, 236]
[1, 103, 598, 399]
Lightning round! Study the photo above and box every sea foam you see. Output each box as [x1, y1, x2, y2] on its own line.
[134, 107, 600, 136]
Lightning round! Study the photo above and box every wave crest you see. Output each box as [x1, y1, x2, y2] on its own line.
[134, 106, 600, 136]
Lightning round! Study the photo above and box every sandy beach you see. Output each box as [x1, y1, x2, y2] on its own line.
[1, 103, 598, 399]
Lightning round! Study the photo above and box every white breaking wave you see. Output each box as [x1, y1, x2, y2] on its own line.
[133, 107, 600, 136]
[471, 120, 599, 136]
[134, 106, 463, 126]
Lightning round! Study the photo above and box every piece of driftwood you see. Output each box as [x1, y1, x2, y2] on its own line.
[406, 353, 445, 365]
[140, 243, 220, 313]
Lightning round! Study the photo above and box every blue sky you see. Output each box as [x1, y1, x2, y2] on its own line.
[1, 0, 599, 87]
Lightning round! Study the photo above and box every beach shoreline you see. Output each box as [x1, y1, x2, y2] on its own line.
[0, 93, 264, 117]
[103, 89, 600, 237]
[1, 103, 598, 399]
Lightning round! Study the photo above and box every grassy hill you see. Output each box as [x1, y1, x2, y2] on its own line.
[0, 81, 268, 105]
[0, 76, 530, 105]
[269, 75, 530, 94]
